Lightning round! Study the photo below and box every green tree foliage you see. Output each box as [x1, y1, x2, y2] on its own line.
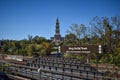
[0, 36, 51, 56]
[64, 33, 77, 46]
[32, 35, 46, 44]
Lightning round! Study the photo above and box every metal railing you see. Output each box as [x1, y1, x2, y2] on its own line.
[0, 57, 119, 80]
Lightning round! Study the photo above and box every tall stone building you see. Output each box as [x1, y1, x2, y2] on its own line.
[51, 18, 64, 45]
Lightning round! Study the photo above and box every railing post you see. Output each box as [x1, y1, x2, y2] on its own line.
[38, 68, 41, 80]
[55, 67, 57, 71]
[87, 71, 88, 78]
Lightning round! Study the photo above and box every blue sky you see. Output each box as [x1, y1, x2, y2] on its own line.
[0, 0, 120, 40]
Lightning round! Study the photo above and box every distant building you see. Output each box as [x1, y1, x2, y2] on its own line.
[51, 18, 64, 45]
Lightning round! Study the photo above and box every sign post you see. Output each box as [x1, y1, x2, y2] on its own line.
[96, 45, 102, 80]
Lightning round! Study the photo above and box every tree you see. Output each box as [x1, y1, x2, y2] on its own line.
[66, 24, 86, 39]
[64, 33, 77, 46]
[32, 36, 46, 44]
[90, 17, 113, 52]
[1, 43, 9, 54]
[41, 42, 51, 55]
[32, 35, 40, 44]
[111, 16, 120, 49]
[90, 16, 120, 66]
[28, 35, 33, 43]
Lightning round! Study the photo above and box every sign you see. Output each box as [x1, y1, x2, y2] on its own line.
[61, 45, 102, 53]
[98, 45, 102, 54]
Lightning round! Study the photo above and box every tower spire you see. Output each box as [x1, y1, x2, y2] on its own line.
[56, 17, 59, 23]
[51, 18, 64, 45]
[55, 18, 60, 35]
